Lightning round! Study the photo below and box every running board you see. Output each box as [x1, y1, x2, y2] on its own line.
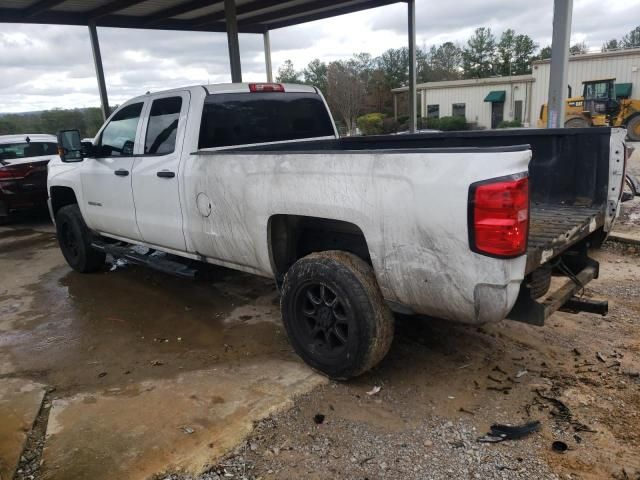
[92, 241, 198, 279]
[507, 260, 602, 326]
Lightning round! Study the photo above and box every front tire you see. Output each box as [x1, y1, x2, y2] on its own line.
[280, 250, 394, 380]
[564, 117, 590, 128]
[626, 115, 640, 142]
[55, 204, 105, 273]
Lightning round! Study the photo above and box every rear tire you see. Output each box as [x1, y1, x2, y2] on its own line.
[564, 118, 590, 128]
[280, 250, 394, 380]
[626, 115, 640, 142]
[55, 204, 105, 273]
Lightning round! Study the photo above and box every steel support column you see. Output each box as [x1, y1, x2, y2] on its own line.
[263, 30, 273, 82]
[547, 0, 573, 128]
[224, 0, 242, 83]
[88, 21, 110, 121]
[393, 94, 398, 120]
[407, 0, 417, 133]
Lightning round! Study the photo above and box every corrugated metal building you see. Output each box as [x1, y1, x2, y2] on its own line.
[392, 47, 640, 129]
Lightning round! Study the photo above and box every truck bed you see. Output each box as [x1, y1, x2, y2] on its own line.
[232, 127, 615, 273]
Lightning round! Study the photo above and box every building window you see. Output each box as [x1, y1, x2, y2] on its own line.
[452, 103, 466, 118]
[427, 104, 439, 119]
[514, 100, 523, 124]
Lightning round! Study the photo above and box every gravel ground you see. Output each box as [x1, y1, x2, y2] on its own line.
[156, 242, 640, 480]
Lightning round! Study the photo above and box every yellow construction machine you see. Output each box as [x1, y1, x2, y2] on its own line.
[538, 78, 640, 141]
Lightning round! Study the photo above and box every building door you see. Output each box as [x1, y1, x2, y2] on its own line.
[491, 102, 504, 129]
[514, 100, 523, 124]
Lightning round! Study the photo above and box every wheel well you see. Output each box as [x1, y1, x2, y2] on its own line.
[268, 214, 371, 282]
[50, 186, 78, 217]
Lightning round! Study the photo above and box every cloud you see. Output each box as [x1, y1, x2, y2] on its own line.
[1, 0, 639, 113]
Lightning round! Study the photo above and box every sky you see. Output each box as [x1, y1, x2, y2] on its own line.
[1, 0, 639, 113]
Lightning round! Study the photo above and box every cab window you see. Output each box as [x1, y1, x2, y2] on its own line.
[144, 97, 182, 155]
[98, 102, 143, 156]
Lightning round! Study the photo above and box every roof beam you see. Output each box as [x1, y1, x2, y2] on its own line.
[263, 0, 402, 29]
[238, 0, 357, 26]
[193, 0, 290, 27]
[87, 0, 148, 20]
[142, 0, 224, 25]
[22, 0, 66, 18]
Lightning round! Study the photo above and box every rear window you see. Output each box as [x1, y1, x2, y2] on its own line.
[198, 92, 335, 149]
[0, 141, 57, 161]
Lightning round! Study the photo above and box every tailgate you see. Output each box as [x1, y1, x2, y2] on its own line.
[508, 128, 627, 325]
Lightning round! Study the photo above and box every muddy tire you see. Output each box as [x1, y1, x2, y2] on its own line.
[281, 250, 394, 380]
[626, 115, 640, 142]
[55, 204, 105, 273]
[564, 118, 590, 128]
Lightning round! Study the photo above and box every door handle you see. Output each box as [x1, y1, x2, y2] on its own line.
[157, 170, 176, 178]
[114, 169, 129, 177]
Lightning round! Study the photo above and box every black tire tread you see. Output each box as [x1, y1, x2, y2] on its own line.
[55, 204, 105, 273]
[281, 250, 394, 380]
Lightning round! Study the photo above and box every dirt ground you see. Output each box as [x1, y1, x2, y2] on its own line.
[1, 162, 639, 479]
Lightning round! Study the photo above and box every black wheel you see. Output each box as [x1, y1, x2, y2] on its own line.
[55, 204, 105, 273]
[564, 118, 590, 128]
[281, 250, 394, 380]
[627, 115, 640, 142]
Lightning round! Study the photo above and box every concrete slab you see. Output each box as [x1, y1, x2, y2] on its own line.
[42, 359, 325, 480]
[609, 231, 640, 246]
[0, 379, 46, 480]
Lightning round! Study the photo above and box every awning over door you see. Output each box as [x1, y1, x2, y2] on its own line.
[615, 83, 632, 99]
[484, 90, 506, 103]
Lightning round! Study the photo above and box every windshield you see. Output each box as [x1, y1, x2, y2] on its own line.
[0, 141, 58, 161]
[198, 92, 335, 149]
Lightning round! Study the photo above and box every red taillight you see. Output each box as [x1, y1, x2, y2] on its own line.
[249, 83, 285, 92]
[469, 175, 529, 257]
[0, 164, 32, 180]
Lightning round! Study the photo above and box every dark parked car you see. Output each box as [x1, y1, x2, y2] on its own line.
[0, 134, 59, 224]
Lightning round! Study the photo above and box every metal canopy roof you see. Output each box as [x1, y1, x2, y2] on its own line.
[0, 0, 404, 33]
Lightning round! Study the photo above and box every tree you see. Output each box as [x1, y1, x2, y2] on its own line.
[512, 34, 537, 74]
[428, 42, 462, 81]
[496, 29, 517, 76]
[376, 47, 409, 88]
[275, 60, 300, 83]
[569, 42, 588, 55]
[621, 26, 640, 48]
[326, 59, 366, 135]
[602, 39, 619, 51]
[537, 45, 552, 60]
[302, 59, 328, 96]
[462, 27, 497, 78]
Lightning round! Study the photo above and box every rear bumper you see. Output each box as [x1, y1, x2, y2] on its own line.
[0, 180, 48, 213]
[507, 255, 600, 326]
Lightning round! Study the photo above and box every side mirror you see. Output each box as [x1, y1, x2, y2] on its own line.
[57, 129, 84, 162]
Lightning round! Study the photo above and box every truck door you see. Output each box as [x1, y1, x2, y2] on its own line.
[131, 91, 190, 251]
[80, 101, 145, 240]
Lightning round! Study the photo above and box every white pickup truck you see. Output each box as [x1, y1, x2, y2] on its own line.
[49, 82, 628, 379]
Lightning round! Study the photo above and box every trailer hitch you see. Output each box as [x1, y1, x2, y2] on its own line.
[507, 257, 603, 326]
[559, 297, 608, 315]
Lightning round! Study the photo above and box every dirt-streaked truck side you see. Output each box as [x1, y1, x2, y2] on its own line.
[49, 82, 627, 378]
